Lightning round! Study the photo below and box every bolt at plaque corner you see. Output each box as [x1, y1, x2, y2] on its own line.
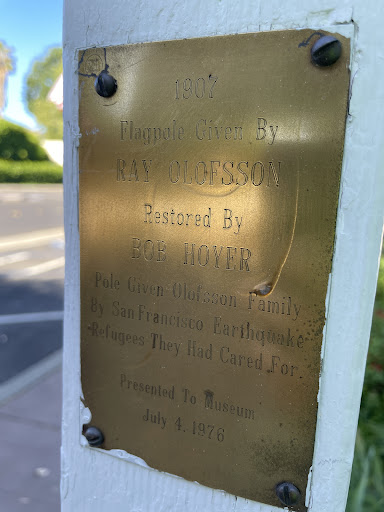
[311, 35, 342, 66]
[275, 482, 301, 507]
[94, 70, 117, 97]
[84, 426, 104, 447]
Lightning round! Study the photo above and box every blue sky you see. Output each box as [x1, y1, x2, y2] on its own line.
[0, 0, 63, 130]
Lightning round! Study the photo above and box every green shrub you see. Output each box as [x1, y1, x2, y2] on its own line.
[358, 256, 384, 440]
[347, 430, 384, 512]
[0, 120, 48, 161]
[0, 159, 62, 183]
[347, 254, 384, 511]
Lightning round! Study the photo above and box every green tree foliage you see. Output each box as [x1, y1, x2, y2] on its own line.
[0, 119, 48, 161]
[0, 41, 15, 114]
[26, 47, 62, 139]
[0, 41, 13, 73]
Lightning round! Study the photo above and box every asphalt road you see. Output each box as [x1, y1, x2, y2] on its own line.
[0, 184, 64, 386]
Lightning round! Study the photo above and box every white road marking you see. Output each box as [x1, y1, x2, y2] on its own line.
[8, 256, 65, 280]
[50, 238, 65, 249]
[0, 228, 64, 251]
[0, 184, 62, 195]
[0, 311, 64, 325]
[1, 193, 24, 203]
[0, 251, 30, 267]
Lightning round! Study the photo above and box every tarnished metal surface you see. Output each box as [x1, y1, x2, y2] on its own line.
[78, 30, 350, 510]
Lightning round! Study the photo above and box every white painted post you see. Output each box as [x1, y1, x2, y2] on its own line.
[62, 1, 384, 511]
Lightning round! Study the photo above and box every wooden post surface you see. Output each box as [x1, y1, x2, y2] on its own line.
[62, 1, 384, 510]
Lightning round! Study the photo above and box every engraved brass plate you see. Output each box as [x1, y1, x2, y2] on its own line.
[79, 30, 350, 510]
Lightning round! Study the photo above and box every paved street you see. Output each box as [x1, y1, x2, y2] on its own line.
[0, 184, 64, 385]
[0, 184, 64, 511]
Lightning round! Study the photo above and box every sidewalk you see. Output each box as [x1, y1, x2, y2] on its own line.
[0, 364, 61, 511]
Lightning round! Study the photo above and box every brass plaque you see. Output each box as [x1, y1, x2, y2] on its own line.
[79, 30, 350, 510]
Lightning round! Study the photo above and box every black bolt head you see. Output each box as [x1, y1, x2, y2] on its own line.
[311, 35, 342, 67]
[84, 426, 104, 447]
[94, 71, 117, 97]
[275, 482, 301, 506]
